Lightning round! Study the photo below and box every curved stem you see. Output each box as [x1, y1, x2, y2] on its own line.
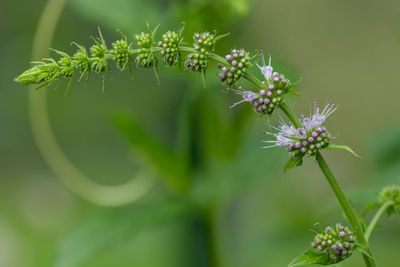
[30, 0, 155, 206]
[315, 152, 376, 267]
[365, 201, 393, 241]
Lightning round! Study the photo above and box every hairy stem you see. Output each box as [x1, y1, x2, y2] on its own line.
[365, 201, 393, 241]
[315, 152, 376, 267]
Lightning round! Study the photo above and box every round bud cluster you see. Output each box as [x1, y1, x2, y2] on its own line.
[90, 42, 108, 73]
[256, 72, 291, 114]
[311, 224, 356, 262]
[135, 32, 156, 68]
[158, 31, 181, 66]
[185, 32, 215, 72]
[111, 39, 130, 71]
[58, 56, 74, 78]
[379, 185, 400, 214]
[287, 126, 330, 158]
[72, 45, 90, 74]
[217, 49, 251, 86]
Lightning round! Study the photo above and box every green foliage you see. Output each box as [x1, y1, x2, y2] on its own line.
[288, 249, 334, 266]
[326, 144, 361, 158]
[53, 199, 194, 267]
[284, 156, 303, 173]
[111, 112, 189, 193]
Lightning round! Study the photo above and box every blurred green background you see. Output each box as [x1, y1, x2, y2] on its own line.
[1, 0, 399, 266]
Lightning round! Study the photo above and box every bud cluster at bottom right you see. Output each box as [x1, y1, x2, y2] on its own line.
[311, 223, 356, 262]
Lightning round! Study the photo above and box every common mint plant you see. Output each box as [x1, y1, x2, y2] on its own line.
[15, 24, 399, 267]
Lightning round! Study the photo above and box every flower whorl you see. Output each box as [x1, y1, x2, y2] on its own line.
[158, 31, 182, 66]
[135, 32, 157, 68]
[217, 49, 251, 87]
[185, 32, 215, 72]
[311, 224, 356, 262]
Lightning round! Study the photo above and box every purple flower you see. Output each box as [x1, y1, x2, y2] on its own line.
[256, 52, 273, 80]
[229, 87, 259, 109]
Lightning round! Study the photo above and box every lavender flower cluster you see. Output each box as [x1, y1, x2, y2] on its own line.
[185, 32, 215, 72]
[311, 224, 356, 262]
[158, 31, 182, 66]
[217, 49, 251, 86]
[229, 54, 292, 115]
[262, 100, 337, 158]
[135, 32, 156, 68]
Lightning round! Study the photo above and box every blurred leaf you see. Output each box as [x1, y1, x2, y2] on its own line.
[326, 144, 361, 158]
[289, 88, 303, 97]
[111, 112, 189, 192]
[369, 124, 400, 170]
[67, 0, 169, 33]
[284, 157, 303, 173]
[288, 249, 334, 266]
[53, 199, 194, 267]
[363, 202, 380, 215]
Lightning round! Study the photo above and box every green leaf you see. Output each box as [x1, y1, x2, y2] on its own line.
[53, 199, 194, 267]
[288, 249, 334, 266]
[363, 202, 380, 215]
[214, 32, 230, 43]
[68, 0, 167, 33]
[289, 88, 303, 97]
[110, 112, 189, 192]
[355, 245, 374, 260]
[284, 157, 303, 173]
[326, 144, 361, 158]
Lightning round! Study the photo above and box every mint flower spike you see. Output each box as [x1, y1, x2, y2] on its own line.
[262, 99, 335, 158]
[379, 185, 400, 215]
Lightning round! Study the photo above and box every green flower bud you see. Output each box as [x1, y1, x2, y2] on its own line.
[379, 185, 400, 214]
[311, 224, 356, 262]
[217, 48, 251, 86]
[111, 38, 131, 71]
[185, 32, 216, 72]
[158, 31, 182, 66]
[71, 43, 90, 75]
[90, 40, 108, 73]
[135, 32, 156, 68]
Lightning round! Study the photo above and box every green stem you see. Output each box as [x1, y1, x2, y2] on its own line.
[315, 152, 376, 267]
[278, 102, 302, 128]
[365, 201, 393, 241]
